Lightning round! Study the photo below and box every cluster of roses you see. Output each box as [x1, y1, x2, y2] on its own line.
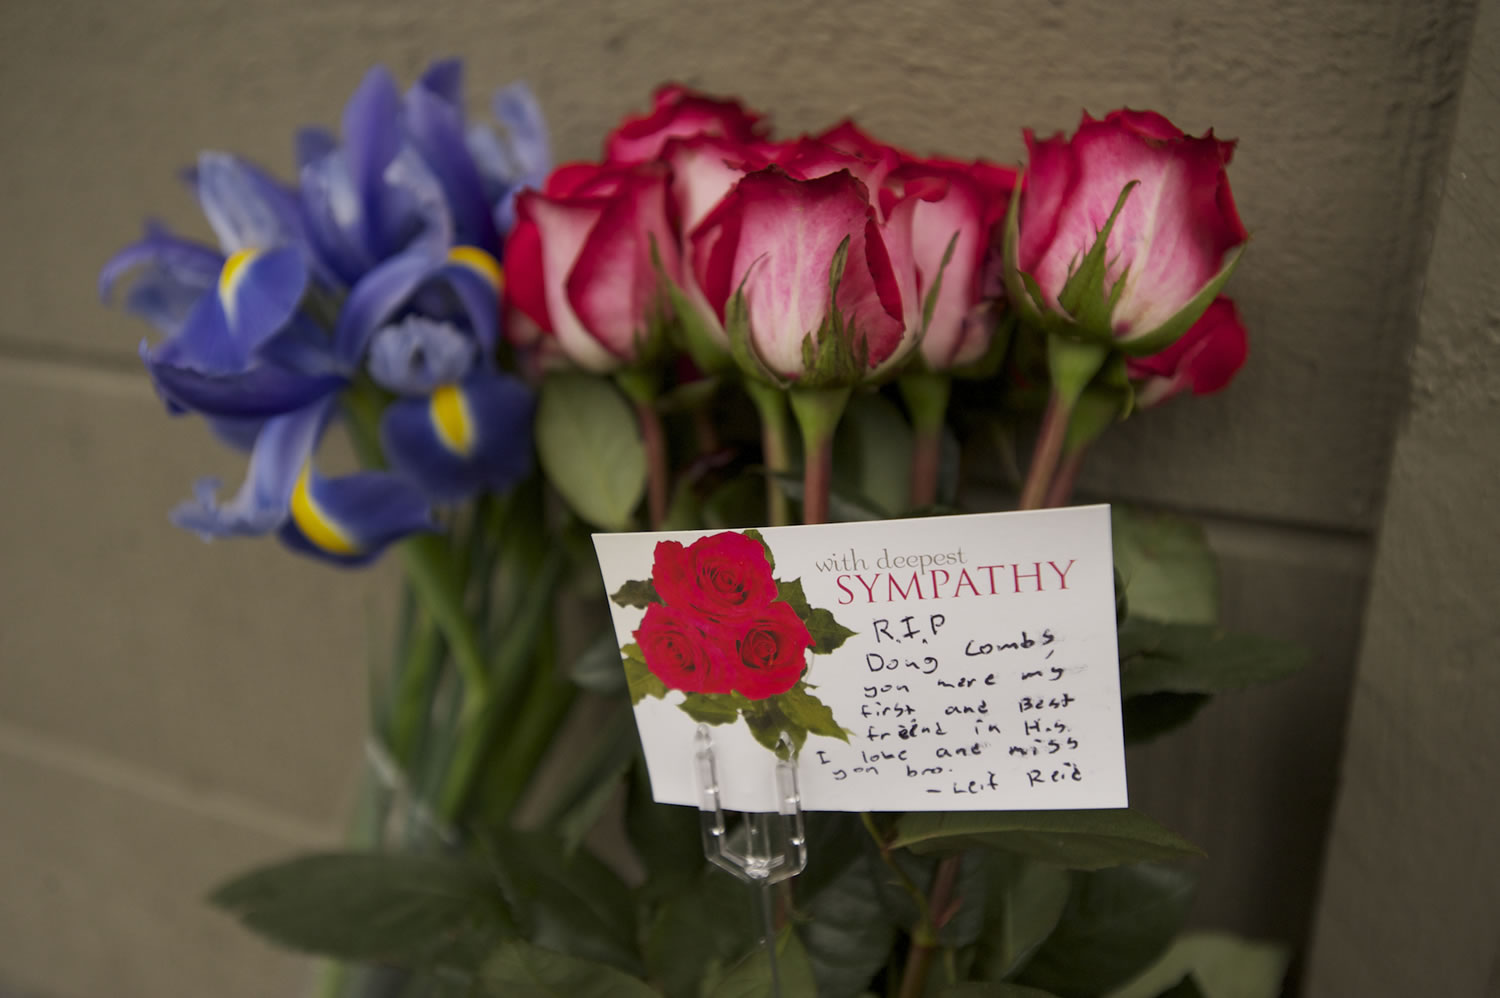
[633, 531, 814, 700]
[503, 84, 1248, 402]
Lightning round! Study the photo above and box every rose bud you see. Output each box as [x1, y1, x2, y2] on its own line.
[881, 160, 1015, 371]
[605, 83, 769, 165]
[1127, 296, 1247, 406]
[504, 161, 679, 373]
[690, 167, 910, 386]
[1006, 109, 1247, 357]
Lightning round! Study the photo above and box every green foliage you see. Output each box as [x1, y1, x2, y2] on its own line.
[622, 643, 669, 705]
[479, 939, 661, 998]
[1118, 620, 1310, 697]
[209, 851, 508, 969]
[972, 852, 1072, 980]
[569, 629, 629, 696]
[643, 868, 760, 998]
[890, 810, 1204, 870]
[833, 391, 915, 516]
[612, 579, 661, 609]
[704, 928, 819, 998]
[941, 985, 1061, 998]
[535, 373, 647, 531]
[1015, 864, 1198, 998]
[1111, 507, 1220, 626]
[798, 851, 898, 998]
[1105, 932, 1289, 998]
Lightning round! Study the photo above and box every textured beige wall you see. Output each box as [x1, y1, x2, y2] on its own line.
[0, 0, 1479, 994]
[1305, 0, 1500, 991]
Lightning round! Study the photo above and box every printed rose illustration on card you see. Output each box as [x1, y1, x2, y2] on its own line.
[610, 529, 855, 755]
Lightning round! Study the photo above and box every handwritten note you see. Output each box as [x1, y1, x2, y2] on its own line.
[592, 505, 1126, 812]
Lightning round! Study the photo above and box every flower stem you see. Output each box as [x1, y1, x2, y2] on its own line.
[1044, 446, 1087, 507]
[897, 856, 961, 998]
[745, 380, 794, 527]
[1017, 392, 1071, 511]
[899, 371, 952, 511]
[634, 398, 669, 530]
[790, 386, 850, 526]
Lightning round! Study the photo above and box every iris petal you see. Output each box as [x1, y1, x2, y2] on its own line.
[491, 82, 552, 187]
[407, 84, 498, 252]
[379, 371, 534, 502]
[418, 58, 465, 109]
[170, 400, 326, 538]
[278, 467, 432, 566]
[219, 246, 309, 353]
[342, 66, 403, 251]
[368, 316, 477, 396]
[296, 127, 338, 171]
[299, 152, 374, 285]
[333, 251, 441, 365]
[196, 153, 304, 254]
[145, 351, 346, 419]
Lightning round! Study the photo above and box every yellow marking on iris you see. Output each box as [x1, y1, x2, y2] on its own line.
[430, 383, 476, 457]
[218, 248, 259, 313]
[447, 245, 504, 291]
[289, 464, 361, 556]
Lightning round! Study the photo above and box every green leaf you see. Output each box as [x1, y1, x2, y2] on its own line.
[771, 471, 889, 522]
[1122, 693, 1211, 745]
[798, 851, 897, 998]
[611, 579, 660, 609]
[645, 868, 759, 998]
[777, 577, 811, 616]
[780, 683, 849, 741]
[681, 692, 743, 726]
[832, 391, 912, 517]
[1152, 977, 1206, 998]
[486, 830, 642, 976]
[890, 810, 1204, 870]
[1016, 864, 1196, 998]
[806, 606, 858, 654]
[942, 985, 1061, 998]
[570, 630, 628, 695]
[479, 939, 660, 998]
[743, 527, 775, 571]
[209, 851, 507, 968]
[974, 852, 1072, 979]
[1111, 507, 1219, 626]
[1105, 932, 1289, 998]
[706, 927, 818, 998]
[622, 644, 669, 705]
[626, 757, 704, 895]
[1118, 620, 1311, 697]
[536, 374, 647, 531]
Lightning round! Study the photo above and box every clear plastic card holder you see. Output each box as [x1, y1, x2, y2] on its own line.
[694, 724, 807, 996]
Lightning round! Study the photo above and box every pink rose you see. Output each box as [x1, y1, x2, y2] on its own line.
[690, 166, 908, 385]
[1127, 296, 1247, 406]
[880, 160, 1015, 370]
[1010, 109, 1246, 349]
[605, 84, 769, 165]
[504, 161, 679, 372]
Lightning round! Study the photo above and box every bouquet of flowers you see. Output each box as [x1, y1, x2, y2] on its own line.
[103, 59, 1304, 998]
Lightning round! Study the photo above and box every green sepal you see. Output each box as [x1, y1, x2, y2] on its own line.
[1118, 243, 1246, 356]
[1056, 180, 1138, 339]
[651, 234, 735, 375]
[1001, 181, 1047, 329]
[921, 231, 962, 334]
[1047, 336, 1111, 412]
[724, 277, 789, 388]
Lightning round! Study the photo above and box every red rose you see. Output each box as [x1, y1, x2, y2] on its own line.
[1127, 296, 1247, 406]
[503, 161, 679, 372]
[1010, 108, 1246, 346]
[710, 600, 814, 699]
[634, 602, 733, 694]
[651, 531, 778, 618]
[605, 84, 769, 165]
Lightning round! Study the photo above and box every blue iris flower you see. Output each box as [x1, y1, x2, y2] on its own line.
[172, 397, 433, 566]
[339, 246, 535, 502]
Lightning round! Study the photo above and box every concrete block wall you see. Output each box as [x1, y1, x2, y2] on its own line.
[0, 0, 1481, 993]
